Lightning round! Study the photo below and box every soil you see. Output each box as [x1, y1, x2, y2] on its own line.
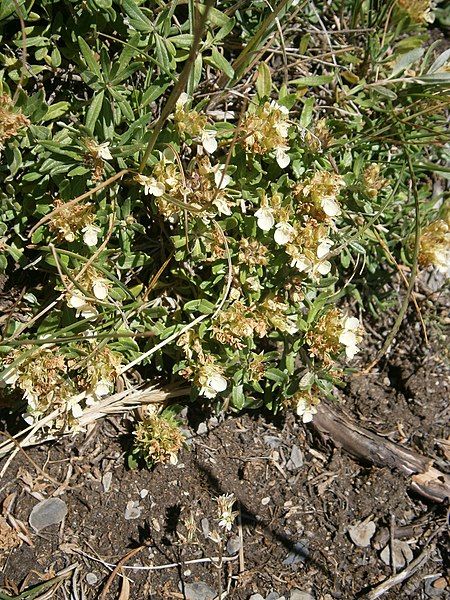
[0, 303, 449, 599]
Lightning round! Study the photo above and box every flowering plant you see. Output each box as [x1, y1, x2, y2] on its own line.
[0, 0, 448, 447]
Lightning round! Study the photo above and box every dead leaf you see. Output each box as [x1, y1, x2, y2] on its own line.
[118, 570, 130, 600]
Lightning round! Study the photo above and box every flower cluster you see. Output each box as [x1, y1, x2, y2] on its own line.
[83, 138, 112, 181]
[396, 0, 435, 23]
[48, 200, 96, 244]
[137, 154, 233, 219]
[306, 310, 363, 363]
[241, 100, 291, 168]
[216, 493, 238, 532]
[133, 411, 184, 467]
[174, 93, 217, 153]
[66, 267, 110, 318]
[363, 164, 388, 198]
[294, 171, 345, 220]
[418, 219, 450, 273]
[3, 344, 121, 431]
[0, 94, 30, 148]
[285, 387, 321, 423]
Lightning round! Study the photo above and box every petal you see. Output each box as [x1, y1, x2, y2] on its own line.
[255, 208, 275, 231]
[345, 345, 359, 359]
[339, 330, 357, 347]
[209, 373, 227, 393]
[95, 380, 111, 396]
[202, 131, 218, 154]
[68, 293, 86, 309]
[275, 147, 290, 169]
[274, 223, 294, 245]
[317, 239, 333, 259]
[176, 92, 189, 108]
[317, 260, 331, 275]
[92, 281, 108, 300]
[345, 316, 360, 331]
[214, 170, 231, 189]
[83, 229, 98, 247]
[321, 197, 341, 217]
[71, 402, 83, 418]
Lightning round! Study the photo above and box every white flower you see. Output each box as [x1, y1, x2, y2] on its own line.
[316, 260, 332, 275]
[201, 129, 218, 154]
[213, 165, 232, 189]
[82, 224, 101, 247]
[22, 414, 35, 425]
[321, 196, 341, 217]
[339, 316, 361, 359]
[92, 279, 109, 300]
[67, 393, 85, 419]
[270, 100, 289, 115]
[213, 196, 232, 216]
[255, 206, 275, 231]
[291, 254, 312, 272]
[67, 292, 87, 309]
[200, 370, 227, 399]
[94, 380, 111, 397]
[296, 398, 319, 423]
[136, 174, 165, 197]
[176, 92, 189, 109]
[317, 238, 333, 259]
[274, 222, 295, 245]
[97, 142, 113, 161]
[275, 146, 290, 169]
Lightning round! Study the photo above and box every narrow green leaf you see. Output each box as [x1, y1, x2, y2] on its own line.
[256, 62, 272, 99]
[209, 47, 234, 78]
[291, 75, 334, 86]
[85, 90, 105, 134]
[300, 97, 314, 128]
[78, 36, 101, 78]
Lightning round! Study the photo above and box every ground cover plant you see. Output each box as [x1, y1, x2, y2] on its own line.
[0, 0, 449, 464]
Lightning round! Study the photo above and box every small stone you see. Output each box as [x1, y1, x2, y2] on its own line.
[266, 593, 280, 600]
[261, 496, 271, 505]
[286, 445, 304, 471]
[249, 595, 265, 600]
[282, 539, 309, 566]
[124, 500, 142, 520]
[380, 540, 413, 569]
[197, 422, 208, 435]
[226, 535, 241, 555]
[263, 435, 282, 449]
[201, 517, 210, 538]
[139, 488, 149, 499]
[348, 520, 376, 547]
[29, 498, 68, 532]
[179, 581, 216, 600]
[433, 578, 447, 590]
[290, 592, 314, 600]
[102, 472, 112, 493]
[86, 573, 98, 585]
[183, 569, 192, 577]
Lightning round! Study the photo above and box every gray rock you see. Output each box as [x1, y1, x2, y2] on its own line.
[196, 422, 208, 435]
[201, 517, 210, 538]
[380, 540, 413, 569]
[249, 595, 265, 600]
[86, 573, 98, 585]
[282, 539, 309, 566]
[286, 445, 303, 471]
[290, 592, 314, 600]
[266, 593, 280, 600]
[179, 581, 216, 600]
[263, 435, 282, 449]
[348, 520, 376, 547]
[124, 500, 142, 520]
[226, 535, 241, 555]
[29, 498, 67, 531]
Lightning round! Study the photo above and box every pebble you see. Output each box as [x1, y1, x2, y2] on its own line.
[290, 592, 314, 600]
[286, 445, 303, 471]
[282, 539, 310, 566]
[380, 540, 413, 569]
[289, 590, 314, 600]
[29, 498, 68, 531]
[201, 517, 210, 538]
[348, 520, 376, 547]
[263, 435, 282, 449]
[85, 573, 98, 585]
[249, 595, 265, 600]
[102, 472, 112, 493]
[179, 581, 216, 600]
[197, 422, 208, 435]
[124, 500, 142, 520]
[261, 496, 271, 505]
[226, 535, 241, 555]
[266, 593, 281, 600]
[139, 488, 149, 499]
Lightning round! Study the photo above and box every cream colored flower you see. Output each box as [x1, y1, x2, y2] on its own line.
[274, 221, 295, 245]
[94, 380, 111, 397]
[136, 174, 165, 197]
[213, 165, 232, 189]
[296, 396, 319, 423]
[201, 129, 218, 154]
[275, 145, 290, 169]
[339, 316, 362, 359]
[82, 224, 101, 247]
[92, 279, 109, 300]
[199, 367, 227, 399]
[255, 206, 275, 231]
[321, 196, 341, 217]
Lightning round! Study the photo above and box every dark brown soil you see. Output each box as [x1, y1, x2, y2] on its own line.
[0, 308, 449, 600]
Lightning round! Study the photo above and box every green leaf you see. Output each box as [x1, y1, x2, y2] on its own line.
[78, 36, 101, 78]
[255, 62, 272, 99]
[390, 47, 424, 77]
[121, 0, 154, 32]
[291, 75, 334, 86]
[43, 101, 70, 121]
[300, 97, 314, 128]
[209, 47, 234, 78]
[85, 90, 105, 134]
[183, 299, 215, 314]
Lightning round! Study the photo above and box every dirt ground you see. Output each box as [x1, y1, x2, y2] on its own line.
[0, 299, 449, 599]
